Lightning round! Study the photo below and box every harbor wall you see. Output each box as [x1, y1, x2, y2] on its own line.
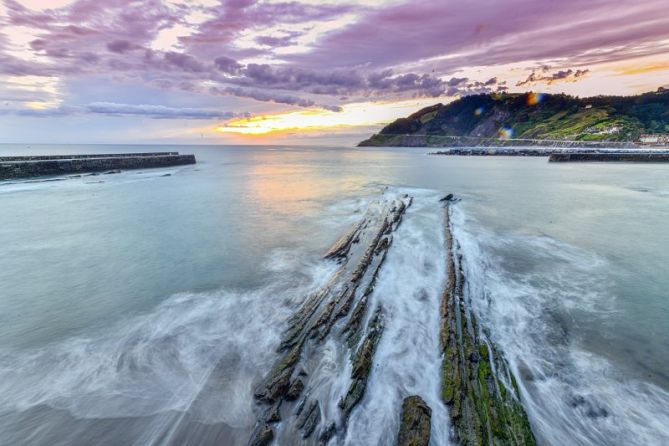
[549, 152, 669, 162]
[0, 153, 196, 180]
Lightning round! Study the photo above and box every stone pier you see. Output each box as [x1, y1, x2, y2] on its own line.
[549, 152, 669, 162]
[0, 152, 196, 180]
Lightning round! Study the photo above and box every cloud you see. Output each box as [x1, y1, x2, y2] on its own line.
[255, 31, 302, 48]
[163, 51, 205, 72]
[1, 0, 668, 140]
[106, 40, 136, 54]
[213, 86, 343, 112]
[235, 64, 471, 98]
[290, 0, 669, 72]
[0, 102, 243, 119]
[214, 55, 242, 74]
[516, 68, 590, 87]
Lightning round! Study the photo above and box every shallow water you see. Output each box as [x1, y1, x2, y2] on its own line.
[0, 143, 668, 445]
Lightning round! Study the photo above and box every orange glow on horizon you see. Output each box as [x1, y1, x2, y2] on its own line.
[215, 99, 449, 136]
[617, 62, 669, 76]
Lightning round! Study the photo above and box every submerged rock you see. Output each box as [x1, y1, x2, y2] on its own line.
[248, 424, 273, 446]
[286, 378, 304, 401]
[297, 400, 321, 438]
[339, 308, 385, 419]
[397, 395, 432, 446]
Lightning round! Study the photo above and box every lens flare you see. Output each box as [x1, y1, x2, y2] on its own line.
[474, 106, 484, 116]
[527, 92, 544, 106]
[498, 127, 514, 140]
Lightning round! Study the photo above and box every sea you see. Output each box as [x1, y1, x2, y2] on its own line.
[0, 144, 667, 445]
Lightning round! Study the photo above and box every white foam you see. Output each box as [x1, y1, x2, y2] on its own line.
[450, 204, 669, 445]
[343, 189, 452, 445]
[0, 251, 336, 441]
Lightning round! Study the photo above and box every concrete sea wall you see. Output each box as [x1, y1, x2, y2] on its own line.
[0, 152, 196, 180]
[549, 152, 669, 162]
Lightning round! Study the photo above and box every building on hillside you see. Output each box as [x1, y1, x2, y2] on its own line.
[639, 134, 669, 145]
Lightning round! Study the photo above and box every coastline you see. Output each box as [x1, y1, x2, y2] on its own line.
[358, 135, 642, 149]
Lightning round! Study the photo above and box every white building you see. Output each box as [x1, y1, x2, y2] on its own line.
[639, 134, 669, 145]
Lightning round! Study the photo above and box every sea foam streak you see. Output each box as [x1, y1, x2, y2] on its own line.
[0, 251, 337, 446]
[450, 205, 669, 445]
[2, 189, 666, 445]
[343, 189, 451, 445]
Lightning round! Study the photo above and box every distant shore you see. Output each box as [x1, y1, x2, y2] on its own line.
[359, 134, 644, 148]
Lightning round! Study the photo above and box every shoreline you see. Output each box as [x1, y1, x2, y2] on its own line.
[358, 134, 645, 149]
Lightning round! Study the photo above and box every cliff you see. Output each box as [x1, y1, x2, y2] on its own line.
[359, 88, 669, 147]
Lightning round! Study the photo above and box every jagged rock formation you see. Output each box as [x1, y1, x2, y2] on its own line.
[248, 193, 537, 446]
[396, 396, 432, 446]
[250, 194, 413, 445]
[441, 201, 536, 446]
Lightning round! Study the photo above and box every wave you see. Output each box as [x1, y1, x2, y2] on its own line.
[449, 205, 669, 445]
[0, 252, 337, 446]
[342, 189, 451, 445]
[2, 189, 666, 445]
[0, 168, 181, 195]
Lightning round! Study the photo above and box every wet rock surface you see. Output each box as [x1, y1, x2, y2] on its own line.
[247, 193, 537, 445]
[441, 200, 536, 446]
[250, 194, 413, 444]
[248, 424, 273, 446]
[397, 395, 432, 446]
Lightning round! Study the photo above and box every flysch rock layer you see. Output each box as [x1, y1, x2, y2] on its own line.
[396, 395, 432, 446]
[250, 194, 413, 445]
[441, 199, 536, 446]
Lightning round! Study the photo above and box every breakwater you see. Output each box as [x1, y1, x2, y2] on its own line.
[431, 148, 552, 157]
[549, 152, 669, 162]
[0, 152, 196, 180]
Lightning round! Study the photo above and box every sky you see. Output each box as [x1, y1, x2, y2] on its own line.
[1, 0, 668, 145]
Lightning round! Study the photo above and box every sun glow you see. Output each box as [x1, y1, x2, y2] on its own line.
[215, 99, 445, 136]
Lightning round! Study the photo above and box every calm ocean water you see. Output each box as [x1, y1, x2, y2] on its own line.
[0, 144, 668, 445]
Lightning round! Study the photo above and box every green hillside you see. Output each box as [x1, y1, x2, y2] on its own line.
[359, 88, 669, 146]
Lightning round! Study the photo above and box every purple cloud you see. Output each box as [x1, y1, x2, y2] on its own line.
[84, 102, 237, 119]
[214, 56, 243, 74]
[106, 40, 135, 54]
[163, 51, 205, 72]
[292, 0, 669, 71]
[212, 87, 343, 112]
[0, 102, 242, 120]
[516, 69, 591, 87]
[1, 0, 667, 128]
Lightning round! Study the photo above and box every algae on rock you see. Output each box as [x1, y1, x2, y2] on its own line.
[440, 200, 536, 446]
[397, 395, 432, 446]
[250, 194, 413, 444]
